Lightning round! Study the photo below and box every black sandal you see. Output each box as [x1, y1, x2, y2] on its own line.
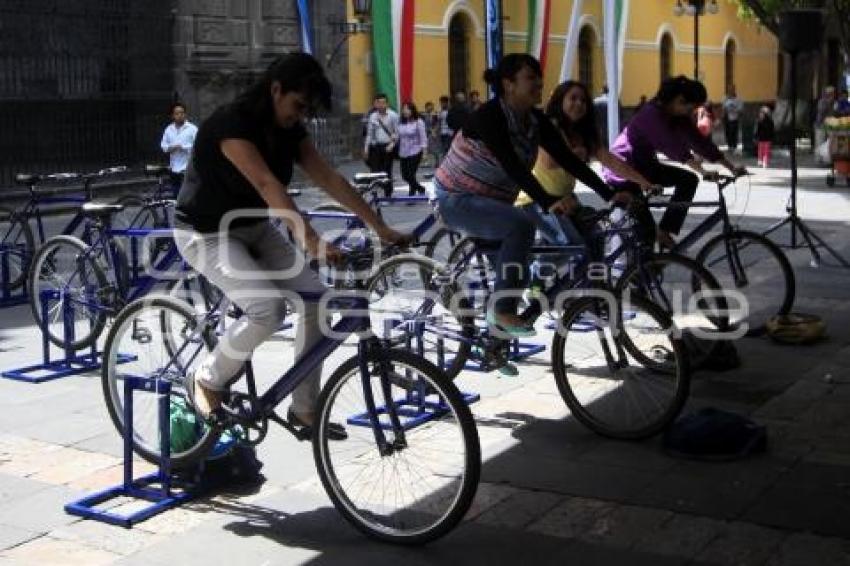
[287, 410, 348, 441]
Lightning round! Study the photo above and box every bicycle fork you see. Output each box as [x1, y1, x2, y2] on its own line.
[357, 339, 408, 456]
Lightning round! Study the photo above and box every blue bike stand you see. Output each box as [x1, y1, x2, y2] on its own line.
[65, 377, 195, 527]
[347, 378, 479, 432]
[0, 245, 27, 308]
[2, 290, 133, 383]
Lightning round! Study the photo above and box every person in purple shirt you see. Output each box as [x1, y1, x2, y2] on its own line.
[603, 76, 747, 249]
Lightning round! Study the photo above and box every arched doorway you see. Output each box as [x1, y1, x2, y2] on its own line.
[660, 33, 674, 81]
[448, 13, 471, 97]
[578, 26, 595, 93]
[725, 39, 736, 94]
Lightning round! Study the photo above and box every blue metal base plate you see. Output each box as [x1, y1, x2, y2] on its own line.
[2, 353, 135, 384]
[347, 391, 480, 431]
[64, 472, 195, 528]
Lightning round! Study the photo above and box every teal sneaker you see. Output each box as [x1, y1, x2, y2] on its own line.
[486, 312, 537, 337]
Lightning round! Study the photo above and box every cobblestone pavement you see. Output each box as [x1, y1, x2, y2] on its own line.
[1, 154, 850, 565]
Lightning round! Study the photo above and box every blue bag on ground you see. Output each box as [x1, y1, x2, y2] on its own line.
[663, 407, 767, 461]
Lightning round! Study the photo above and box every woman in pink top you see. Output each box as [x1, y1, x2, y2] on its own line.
[398, 102, 429, 196]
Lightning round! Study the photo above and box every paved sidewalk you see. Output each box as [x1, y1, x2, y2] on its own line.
[1, 154, 850, 565]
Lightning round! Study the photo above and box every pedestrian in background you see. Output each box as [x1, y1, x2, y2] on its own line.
[363, 93, 399, 181]
[447, 90, 471, 135]
[160, 102, 198, 192]
[814, 86, 836, 165]
[722, 84, 744, 152]
[398, 102, 429, 196]
[469, 89, 483, 111]
[696, 102, 716, 138]
[438, 95, 452, 163]
[420, 100, 439, 167]
[755, 105, 775, 168]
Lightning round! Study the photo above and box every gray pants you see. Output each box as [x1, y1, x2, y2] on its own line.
[174, 221, 325, 415]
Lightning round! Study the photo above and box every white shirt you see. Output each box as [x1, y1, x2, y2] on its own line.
[364, 109, 400, 149]
[160, 121, 198, 173]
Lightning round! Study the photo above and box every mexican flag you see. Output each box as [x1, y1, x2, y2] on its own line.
[526, 0, 552, 69]
[371, 0, 415, 110]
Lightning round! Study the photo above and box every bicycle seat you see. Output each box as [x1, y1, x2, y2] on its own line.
[80, 202, 125, 218]
[353, 172, 388, 184]
[144, 164, 170, 176]
[15, 173, 37, 185]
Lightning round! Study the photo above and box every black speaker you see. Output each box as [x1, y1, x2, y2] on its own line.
[778, 10, 823, 53]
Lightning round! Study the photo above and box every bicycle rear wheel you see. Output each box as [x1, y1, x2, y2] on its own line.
[313, 348, 480, 544]
[367, 254, 473, 379]
[695, 230, 794, 334]
[0, 205, 34, 291]
[27, 235, 109, 350]
[101, 295, 220, 468]
[551, 295, 690, 440]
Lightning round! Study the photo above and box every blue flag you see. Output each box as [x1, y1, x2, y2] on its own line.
[485, 0, 503, 75]
[297, 0, 314, 55]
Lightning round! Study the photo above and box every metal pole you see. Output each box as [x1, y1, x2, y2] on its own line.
[694, 8, 700, 80]
[790, 52, 798, 247]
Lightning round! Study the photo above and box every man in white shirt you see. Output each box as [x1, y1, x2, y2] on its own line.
[160, 102, 198, 192]
[722, 85, 744, 153]
[363, 93, 399, 181]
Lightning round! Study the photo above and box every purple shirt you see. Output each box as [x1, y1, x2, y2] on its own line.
[398, 118, 428, 158]
[603, 102, 723, 186]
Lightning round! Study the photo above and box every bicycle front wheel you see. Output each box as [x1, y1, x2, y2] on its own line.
[102, 295, 220, 468]
[367, 254, 473, 379]
[0, 205, 34, 291]
[551, 295, 690, 440]
[695, 230, 794, 334]
[313, 348, 480, 544]
[27, 235, 109, 349]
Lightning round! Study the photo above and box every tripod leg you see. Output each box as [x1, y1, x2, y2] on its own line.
[790, 217, 821, 266]
[762, 216, 791, 239]
[795, 219, 850, 268]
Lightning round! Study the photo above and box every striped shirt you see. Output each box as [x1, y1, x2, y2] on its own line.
[436, 98, 612, 208]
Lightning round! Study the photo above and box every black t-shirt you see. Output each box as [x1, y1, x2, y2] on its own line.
[176, 103, 308, 232]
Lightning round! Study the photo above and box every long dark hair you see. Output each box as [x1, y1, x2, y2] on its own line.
[234, 52, 332, 123]
[654, 75, 707, 106]
[483, 53, 542, 97]
[545, 81, 600, 157]
[400, 101, 420, 124]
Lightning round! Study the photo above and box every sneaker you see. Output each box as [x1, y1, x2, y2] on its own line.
[486, 312, 537, 337]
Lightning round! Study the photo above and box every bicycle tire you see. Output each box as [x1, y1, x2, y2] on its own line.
[313, 348, 480, 544]
[695, 229, 795, 334]
[366, 254, 474, 379]
[27, 235, 109, 350]
[615, 252, 728, 369]
[551, 295, 690, 440]
[0, 205, 35, 291]
[101, 295, 220, 468]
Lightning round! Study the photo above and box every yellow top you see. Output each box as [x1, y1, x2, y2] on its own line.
[515, 162, 576, 207]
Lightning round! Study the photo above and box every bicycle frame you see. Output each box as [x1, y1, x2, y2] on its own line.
[159, 291, 409, 448]
[656, 177, 737, 256]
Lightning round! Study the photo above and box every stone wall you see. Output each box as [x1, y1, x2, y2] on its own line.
[172, 0, 351, 161]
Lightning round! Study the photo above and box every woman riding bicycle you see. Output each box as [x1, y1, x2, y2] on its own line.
[515, 80, 655, 246]
[433, 54, 629, 337]
[173, 54, 408, 431]
[603, 75, 747, 249]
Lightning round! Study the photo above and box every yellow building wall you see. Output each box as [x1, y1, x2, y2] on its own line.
[348, 0, 778, 113]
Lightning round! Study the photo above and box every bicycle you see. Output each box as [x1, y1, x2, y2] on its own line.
[27, 201, 189, 350]
[655, 174, 795, 333]
[367, 206, 703, 439]
[308, 172, 462, 264]
[113, 164, 178, 232]
[99, 250, 480, 544]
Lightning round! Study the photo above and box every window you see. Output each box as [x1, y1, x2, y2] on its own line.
[660, 33, 673, 81]
[725, 39, 736, 94]
[578, 26, 595, 90]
